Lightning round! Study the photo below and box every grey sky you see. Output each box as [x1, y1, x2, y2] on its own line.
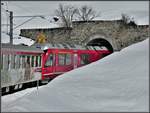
[2, 1, 148, 16]
[1, 1, 149, 25]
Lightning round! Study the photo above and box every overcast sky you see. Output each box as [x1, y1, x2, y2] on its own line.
[1, 1, 149, 24]
[1, 1, 148, 16]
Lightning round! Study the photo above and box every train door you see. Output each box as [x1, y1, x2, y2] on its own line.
[73, 53, 78, 69]
[78, 50, 91, 67]
[55, 51, 74, 75]
[42, 50, 55, 80]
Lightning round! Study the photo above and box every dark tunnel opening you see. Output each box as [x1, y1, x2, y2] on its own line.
[87, 38, 114, 53]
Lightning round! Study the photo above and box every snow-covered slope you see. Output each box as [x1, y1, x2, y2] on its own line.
[2, 38, 149, 112]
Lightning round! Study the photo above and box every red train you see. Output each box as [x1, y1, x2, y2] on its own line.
[1, 43, 111, 94]
[38, 43, 111, 82]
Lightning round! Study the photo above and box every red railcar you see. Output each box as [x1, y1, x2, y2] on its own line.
[35, 43, 111, 82]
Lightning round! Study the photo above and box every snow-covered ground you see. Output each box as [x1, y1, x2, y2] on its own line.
[2, 38, 149, 112]
[1, 32, 35, 46]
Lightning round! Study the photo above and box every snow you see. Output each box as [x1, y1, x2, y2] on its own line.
[13, 16, 60, 30]
[1, 32, 35, 46]
[2, 86, 44, 108]
[2, 38, 149, 112]
[95, 10, 149, 25]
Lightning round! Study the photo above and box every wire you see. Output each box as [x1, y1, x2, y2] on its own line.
[8, 2, 35, 16]
[13, 16, 36, 30]
[8, 2, 49, 17]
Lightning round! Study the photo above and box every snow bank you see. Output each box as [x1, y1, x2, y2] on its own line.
[1, 32, 35, 46]
[2, 38, 149, 112]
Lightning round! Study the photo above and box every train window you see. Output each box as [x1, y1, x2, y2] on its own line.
[10, 55, 14, 69]
[31, 56, 35, 67]
[45, 54, 54, 67]
[58, 53, 71, 65]
[20, 55, 22, 68]
[1, 53, 3, 69]
[35, 56, 38, 67]
[35, 55, 41, 67]
[21, 55, 26, 68]
[14, 55, 16, 69]
[14, 55, 17, 69]
[27, 56, 31, 67]
[15, 55, 20, 69]
[13, 55, 16, 69]
[66, 54, 71, 65]
[3, 54, 9, 70]
[39, 56, 41, 67]
[3, 54, 5, 70]
[58, 54, 65, 65]
[9, 55, 11, 69]
[80, 54, 90, 65]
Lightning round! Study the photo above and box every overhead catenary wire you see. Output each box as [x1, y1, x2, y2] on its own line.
[2, 1, 60, 40]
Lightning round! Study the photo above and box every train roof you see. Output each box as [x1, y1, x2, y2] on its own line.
[32, 43, 108, 51]
[1, 43, 44, 53]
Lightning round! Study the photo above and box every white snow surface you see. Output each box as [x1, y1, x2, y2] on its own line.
[2, 38, 149, 112]
[1, 32, 35, 46]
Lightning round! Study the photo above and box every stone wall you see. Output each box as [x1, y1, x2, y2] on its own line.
[20, 20, 149, 51]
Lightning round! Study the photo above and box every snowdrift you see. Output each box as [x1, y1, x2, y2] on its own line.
[2, 38, 149, 112]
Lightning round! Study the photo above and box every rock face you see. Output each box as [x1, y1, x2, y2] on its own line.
[20, 20, 149, 51]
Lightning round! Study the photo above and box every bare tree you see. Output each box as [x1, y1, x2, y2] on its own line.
[55, 4, 78, 27]
[121, 13, 137, 28]
[76, 5, 99, 21]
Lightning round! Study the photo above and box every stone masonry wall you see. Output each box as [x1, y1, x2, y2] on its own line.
[20, 20, 149, 51]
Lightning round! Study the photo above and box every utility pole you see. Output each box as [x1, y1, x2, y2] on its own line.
[9, 11, 13, 45]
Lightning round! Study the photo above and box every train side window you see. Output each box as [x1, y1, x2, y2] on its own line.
[15, 55, 20, 69]
[1, 53, 3, 69]
[21, 55, 26, 68]
[3, 54, 6, 70]
[45, 54, 53, 67]
[35, 56, 37, 67]
[80, 54, 90, 65]
[38, 56, 41, 67]
[8, 54, 11, 70]
[66, 54, 71, 65]
[10, 55, 15, 69]
[35, 56, 38, 67]
[34, 56, 36, 67]
[36, 55, 42, 67]
[3, 54, 5, 70]
[3, 54, 9, 70]
[58, 54, 65, 65]
[26, 56, 31, 67]
[20, 55, 22, 68]
[58, 53, 71, 65]
[31, 56, 35, 67]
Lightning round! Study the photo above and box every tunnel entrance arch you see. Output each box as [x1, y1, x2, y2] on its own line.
[87, 38, 114, 53]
